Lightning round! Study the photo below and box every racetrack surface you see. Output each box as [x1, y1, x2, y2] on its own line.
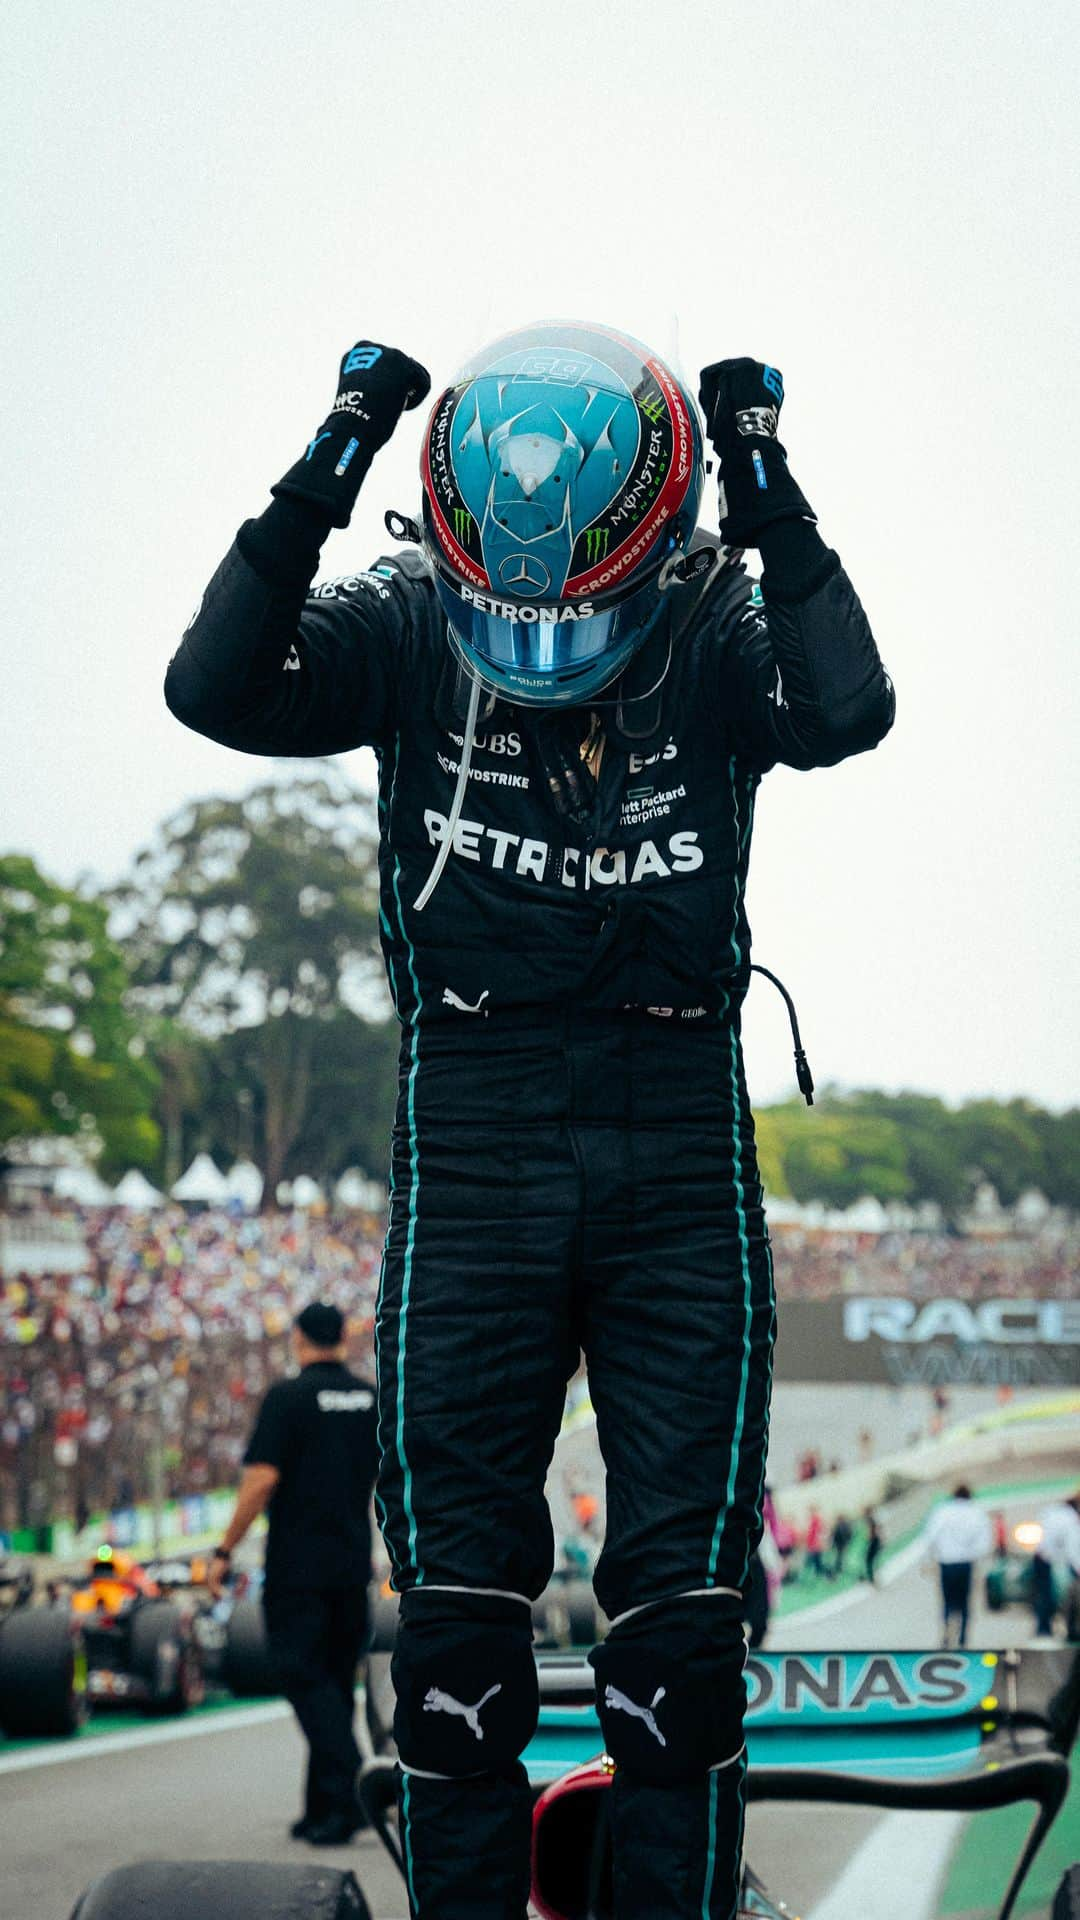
[0, 1708, 416, 1920]
[2, 1482, 1072, 1919]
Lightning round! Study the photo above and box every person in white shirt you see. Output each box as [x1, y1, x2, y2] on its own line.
[922, 1484, 993, 1648]
[1031, 1493, 1080, 1636]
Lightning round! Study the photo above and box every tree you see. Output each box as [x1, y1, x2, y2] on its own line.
[1027, 1106, 1080, 1211]
[837, 1090, 969, 1218]
[110, 766, 391, 1201]
[0, 853, 160, 1171]
[286, 1010, 399, 1185]
[753, 1088, 1080, 1216]
[951, 1098, 1046, 1209]
[751, 1109, 792, 1198]
[141, 1016, 214, 1191]
[779, 1105, 912, 1209]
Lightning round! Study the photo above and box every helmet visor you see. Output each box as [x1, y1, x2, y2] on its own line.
[432, 570, 665, 701]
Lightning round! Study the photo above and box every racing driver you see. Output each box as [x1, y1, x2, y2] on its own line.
[165, 323, 895, 1920]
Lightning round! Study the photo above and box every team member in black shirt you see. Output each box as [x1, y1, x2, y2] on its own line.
[209, 1302, 378, 1844]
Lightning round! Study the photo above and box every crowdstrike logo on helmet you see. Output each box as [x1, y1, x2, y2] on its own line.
[418, 320, 705, 707]
[567, 504, 673, 595]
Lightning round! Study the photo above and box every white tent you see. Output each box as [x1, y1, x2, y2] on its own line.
[835, 1195, 891, 1233]
[1014, 1187, 1051, 1227]
[758, 1195, 807, 1227]
[287, 1175, 324, 1209]
[334, 1168, 387, 1210]
[53, 1164, 116, 1205]
[171, 1152, 230, 1204]
[113, 1168, 165, 1208]
[794, 1196, 893, 1232]
[224, 1159, 264, 1210]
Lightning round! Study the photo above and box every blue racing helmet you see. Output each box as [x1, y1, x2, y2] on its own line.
[419, 320, 705, 707]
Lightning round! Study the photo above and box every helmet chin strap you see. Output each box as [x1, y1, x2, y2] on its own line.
[413, 667, 483, 912]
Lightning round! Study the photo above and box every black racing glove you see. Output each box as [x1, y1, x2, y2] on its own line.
[697, 358, 815, 548]
[272, 340, 431, 528]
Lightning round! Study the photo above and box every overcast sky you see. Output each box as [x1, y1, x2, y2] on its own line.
[3, 0, 1077, 1109]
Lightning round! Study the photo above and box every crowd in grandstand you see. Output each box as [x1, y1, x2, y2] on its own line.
[1, 1201, 1075, 1533]
[0, 1204, 383, 1533]
[768, 1223, 1078, 1300]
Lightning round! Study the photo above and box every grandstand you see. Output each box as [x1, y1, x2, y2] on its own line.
[1, 1200, 1076, 1539]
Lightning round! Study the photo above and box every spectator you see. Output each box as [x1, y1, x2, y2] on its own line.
[0, 1202, 385, 1530]
[763, 1220, 1080, 1303]
[864, 1510, 883, 1585]
[570, 1490, 599, 1534]
[1031, 1492, 1080, 1638]
[830, 1513, 853, 1579]
[5, 1201, 1080, 1551]
[763, 1487, 796, 1579]
[804, 1508, 826, 1578]
[922, 1484, 993, 1648]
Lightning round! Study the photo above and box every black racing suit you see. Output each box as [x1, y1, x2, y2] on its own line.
[166, 496, 894, 1920]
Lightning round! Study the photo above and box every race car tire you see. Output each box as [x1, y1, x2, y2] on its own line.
[222, 1597, 278, 1697]
[564, 1580, 598, 1646]
[128, 1601, 203, 1715]
[0, 1605, 86, 1738]
[532, 1592, 558, 1645]
[1052, 1864, 1080, 1919]
[367, 1582, 399, 1652]
[70, 1861, 371, 1919]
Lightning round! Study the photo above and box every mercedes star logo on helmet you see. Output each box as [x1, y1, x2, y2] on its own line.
[498, 554, 551, 596]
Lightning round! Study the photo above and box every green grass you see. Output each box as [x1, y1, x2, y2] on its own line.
[775, 1519, 916, 1616]
[0, 1688, 281, 1757]
[938, 1764, 1079, 1916]
[968, 1473, 1079, 1508]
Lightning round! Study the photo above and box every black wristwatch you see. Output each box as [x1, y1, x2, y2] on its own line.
[212, 1545, 232, 1562]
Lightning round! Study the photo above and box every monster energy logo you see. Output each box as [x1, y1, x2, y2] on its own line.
[639, 389, 666, 425]
[452, 508, 474, 543]
[585, 527, 610, 562]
